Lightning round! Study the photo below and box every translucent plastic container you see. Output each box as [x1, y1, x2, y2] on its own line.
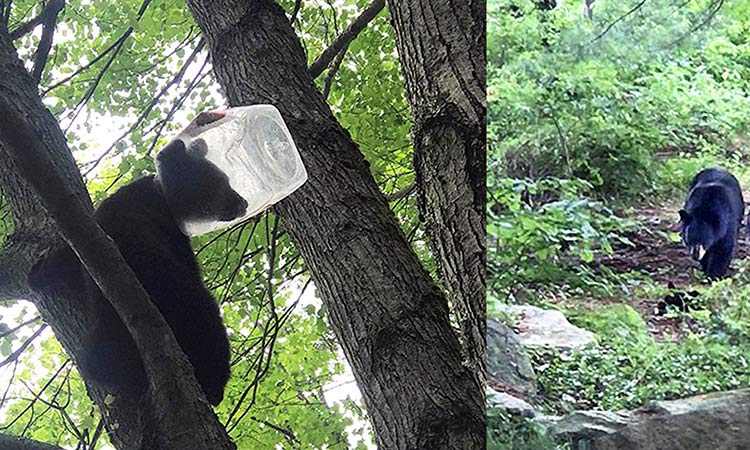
[180, 105, 307, 236]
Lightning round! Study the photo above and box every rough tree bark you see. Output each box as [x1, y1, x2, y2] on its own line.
[185, 0, 484, 449]
[0, 434, 67, 450]
[0, 23, 233, 450]
[386, 0, 487, 379]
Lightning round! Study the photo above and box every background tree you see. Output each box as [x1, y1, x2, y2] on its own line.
[0, 0, 484, 449]
[386, 0, 487, 380]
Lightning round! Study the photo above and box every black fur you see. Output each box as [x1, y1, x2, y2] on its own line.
[679, 167, 744, 279]
[30, 138, 247, 405]
[157, 137, 248, 225]
[656, 282, 700, 315]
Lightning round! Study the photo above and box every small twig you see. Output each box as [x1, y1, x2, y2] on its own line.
[549, 109, 571, 177]
[265, 214, 280, 316]
[23, 376, 82, 444]
[670, 0, 724, 46]
[0, 316, 41, 339]
[214, 220, 256, 302]
[89, 419, 105, 450]
[19, 364, 71, 436]
[0, 359, 18, 410]
[590, 0, 648, 44]
[0, 324, 47, 369]
[387, 182, 416, 202]
[43, 0, 152, 95]
[0, 359, 69, 432]
[224, 280, 303, 433]
[43, 33, 126, 94]
[289, 0, 302, 25]
[145, 58, 210, 156]
[308, 0, 384, 78]
[250, 416, 300, 444]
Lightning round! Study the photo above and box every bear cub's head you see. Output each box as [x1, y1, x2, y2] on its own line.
[156, 137, 248, 228]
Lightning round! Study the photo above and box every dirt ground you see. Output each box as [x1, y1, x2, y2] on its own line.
[596, 203, 749, 339]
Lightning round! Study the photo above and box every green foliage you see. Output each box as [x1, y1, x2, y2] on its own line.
[487, 0, 750, 441]
[654, 148, 750, 200]
[536, 304, 750, 413]
[0, 192, 11, 249]
[486, 407, 567, 450]
[683, 268, 750, 345]
[488, 0, 750, 198]
[487, 177, 633, 303]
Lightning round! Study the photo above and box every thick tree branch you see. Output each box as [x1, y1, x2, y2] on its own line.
[308, 0, 384, 78]
[31, 0, 65, 85]
[386, 0, 487, 383]
[321, 45, 347, 99]
[0, 434, 66, 450]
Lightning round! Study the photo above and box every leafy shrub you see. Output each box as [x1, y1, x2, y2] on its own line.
[488, 0, 750, 198]
[535, 304, 750, 413]
[486, 407, 567, 450]
[487, 177, 633, 304]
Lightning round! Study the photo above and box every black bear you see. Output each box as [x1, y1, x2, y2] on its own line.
[656, 282, 700, 315]
[679, 167, 744, 279]
[30, 111, 246, 405]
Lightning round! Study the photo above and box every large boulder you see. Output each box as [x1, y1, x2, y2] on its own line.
[505, 304, 595, 351]
[486, 387, 537, 418]
[487, 318, 537, 400]
[554, 389, 750, 450]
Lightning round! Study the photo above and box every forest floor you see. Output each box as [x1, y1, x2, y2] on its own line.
[593, 203, 750, 340]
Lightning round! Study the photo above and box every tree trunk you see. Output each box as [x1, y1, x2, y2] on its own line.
[386, 0, 487, 380]
[185, 0, 484, 449]
[0, 434, 67, 450]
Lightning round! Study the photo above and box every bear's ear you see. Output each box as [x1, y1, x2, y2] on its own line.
[156, 139, 187, 163]
[679, 209, 691, 224]
[186, 138, 209, 158]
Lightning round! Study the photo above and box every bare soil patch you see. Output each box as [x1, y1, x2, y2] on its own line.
[597, 204, 749, 339]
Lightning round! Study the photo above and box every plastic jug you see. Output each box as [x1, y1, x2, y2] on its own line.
[177, 105, 307, 236]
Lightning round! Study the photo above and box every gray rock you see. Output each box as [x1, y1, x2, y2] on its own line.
[505, 304, 595, 351]
[487, 319, 537, 400]
[554, 389, 750, 450]
[554, 410, 633, 441]
[487, 387, 538, 418]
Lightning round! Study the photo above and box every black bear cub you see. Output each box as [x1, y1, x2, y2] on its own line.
[30, 111, 246, 405]
[679, 167, 744, 279]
